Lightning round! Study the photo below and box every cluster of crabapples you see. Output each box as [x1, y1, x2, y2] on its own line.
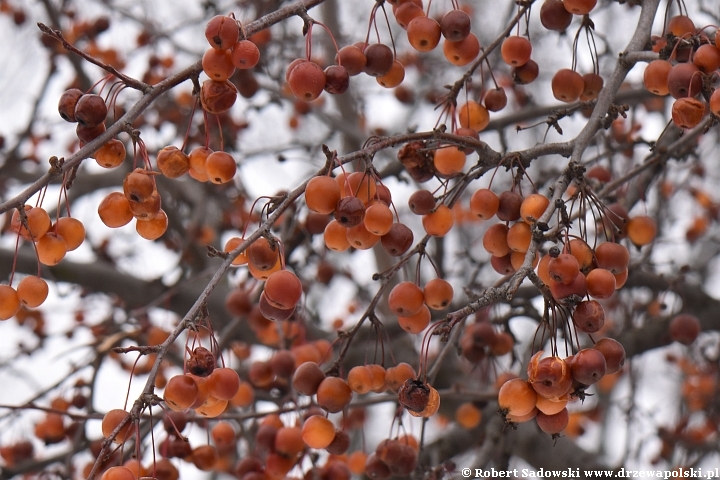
[199, 14, 259, 114]
[162, 346, 241, 418]
[396, 0, 603, 105]
[497, 339, 626, 435]
[642, 14, 720, 129]
[102, 336, 427, 479]
[223, 235, 305, 322]
[283, 1, 485, 102]
[0, 205, 86, 318]
[285, 0, 598, 105]
[55, 16, 251, 238]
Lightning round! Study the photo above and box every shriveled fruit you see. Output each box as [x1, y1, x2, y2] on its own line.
[187, 346, 215, 377]
[572, 300, 604, 333]
[200, 79, 237, 114]
[672, 97, 705, 130]
[398, 378, 431, 415]
[526, 352, 572, 398]
[205, 15, 239, 50]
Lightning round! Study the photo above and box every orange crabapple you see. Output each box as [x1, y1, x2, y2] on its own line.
[498, 378, 537, 417]
[422, 204, 454, 236]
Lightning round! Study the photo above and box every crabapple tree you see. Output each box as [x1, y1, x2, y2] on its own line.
[0, 0, 720, 478]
